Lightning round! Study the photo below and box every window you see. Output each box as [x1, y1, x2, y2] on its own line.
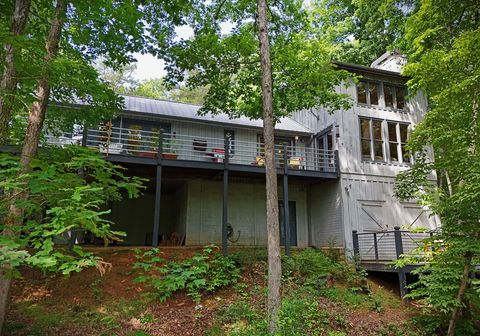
[359, 118, 384, 161]
[357, 80, 379, 106]
[387, 121, 411, 163]
[258, 135, 293, 159]
[383, 84, 406, 110]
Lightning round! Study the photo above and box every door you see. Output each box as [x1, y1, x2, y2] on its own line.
[279, 201, 297, 246]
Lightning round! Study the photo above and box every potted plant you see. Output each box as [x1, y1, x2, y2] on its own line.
[162, 138, 178, 159]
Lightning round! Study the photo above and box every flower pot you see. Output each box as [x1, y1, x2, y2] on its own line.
[162, 152, 178, 160]
[138, 151, 157, 158]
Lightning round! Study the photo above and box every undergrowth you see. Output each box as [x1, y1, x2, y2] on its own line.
[133, 245, 240, 302]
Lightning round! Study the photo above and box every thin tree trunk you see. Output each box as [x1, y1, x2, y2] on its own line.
[0, 1, 66, 333]
[0, 0, 31, 145]
[447, 251, 473, 336]
[257, 0, 281, 333]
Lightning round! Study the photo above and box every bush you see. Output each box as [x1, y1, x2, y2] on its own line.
[133, 245, 241, 302]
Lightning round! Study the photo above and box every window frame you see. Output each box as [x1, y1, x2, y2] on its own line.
[356, 80, 380, 106]
[385, 121, 412, 164]
[359, 117, 385, 162]
[382, 84, 407, 110]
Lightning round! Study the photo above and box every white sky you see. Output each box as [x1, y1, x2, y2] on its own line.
[132, 22, 234, 81]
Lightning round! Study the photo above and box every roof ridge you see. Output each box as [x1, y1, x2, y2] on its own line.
[120, 94, 202, 107]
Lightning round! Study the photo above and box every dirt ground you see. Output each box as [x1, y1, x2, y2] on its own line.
[5, 248, 420, 336]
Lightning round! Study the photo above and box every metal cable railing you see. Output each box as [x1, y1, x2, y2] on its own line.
[44, 125, 338, 173]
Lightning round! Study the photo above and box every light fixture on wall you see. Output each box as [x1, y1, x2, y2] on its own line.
[344, 184, 351, 194]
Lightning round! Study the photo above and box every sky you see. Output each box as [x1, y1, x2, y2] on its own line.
[132, 22, 234, 81]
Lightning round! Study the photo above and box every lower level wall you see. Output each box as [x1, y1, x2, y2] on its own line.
[308, 181, 344, 248]
[340, 174, 441, 252]
[185, 179, 309, 247]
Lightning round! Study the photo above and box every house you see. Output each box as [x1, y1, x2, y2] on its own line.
[49, 52, 439, 260]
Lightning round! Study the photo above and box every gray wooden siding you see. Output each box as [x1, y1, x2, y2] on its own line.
[185, 179, 309, 247]
[308, 181, 344, 248]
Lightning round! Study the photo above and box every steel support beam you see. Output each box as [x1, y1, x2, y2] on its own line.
[283, 144, 291, 256]
[222, 138, 230, 256]
[152, 132, 163, 247]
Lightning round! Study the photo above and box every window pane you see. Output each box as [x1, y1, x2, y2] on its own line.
[373, 141, 384, 160]
[360, 119, 370, 139]
[369, 83, 379, 105]
[361, 140, 371, 159]
[384, 85, 394, 108]
[399, 124, 408, 143]
[390, 142, 399, 161]
[401, 144, 410, 162]
[357, 82, 367, 104]
[388, 122, 397, 141]
[372, 120, 382, 140]
[396, 87, 406, 109]
[318, 138, 324, 150]
[327, 133, 333, 150]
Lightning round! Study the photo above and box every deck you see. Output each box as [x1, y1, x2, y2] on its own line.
[352, 228, 435, 297]
[44, 125, 339, 178]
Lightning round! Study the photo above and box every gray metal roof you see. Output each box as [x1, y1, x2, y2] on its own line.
[120, 95, 313, 134]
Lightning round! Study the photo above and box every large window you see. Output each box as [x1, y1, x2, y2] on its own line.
[360, 118, 384, 161]
[387, 122, 410, 163]
[384, 85, 406, 110]
[357, 80, 407, 110]
[357, 80, 379, 106]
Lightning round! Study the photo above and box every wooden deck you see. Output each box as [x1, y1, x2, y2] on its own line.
[352, 228, 435, 298]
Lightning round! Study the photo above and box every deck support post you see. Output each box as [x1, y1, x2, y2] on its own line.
[352, 230, 359, 260]
[394, 226, 407, 299]
[373, 232, 379, 262]
[283, 144, 291, 256]
[152, 132, 163, 247]
[222, 137, 230, 256]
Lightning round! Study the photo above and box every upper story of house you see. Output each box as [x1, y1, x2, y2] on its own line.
[290, 51, 431, 179]
[46, 51, 429, 180]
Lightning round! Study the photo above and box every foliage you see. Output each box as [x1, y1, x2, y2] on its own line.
[0, 146, 144, 277]
[310, 0, 417, 65]
[392, 1, 480, 331]
[281, 248, 362, 290]
[126, 77, 208, 105]
[133, 246, 240, 303]
[163, 0, 353, 121]
[1, 0, 195, 142]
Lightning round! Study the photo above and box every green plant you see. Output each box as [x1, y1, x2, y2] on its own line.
[277, 297, 329, 336]
[162, 138, 178, 153]
[133, 245, 240, 303]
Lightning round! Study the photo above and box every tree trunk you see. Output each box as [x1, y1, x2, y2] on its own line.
[0, 0, 31, 145]
[0, 1, 67, 333]
[447, 251, 473, 336]
[257, 0, 281, 333]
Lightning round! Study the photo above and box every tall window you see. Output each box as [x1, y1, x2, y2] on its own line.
[357, 80, 379, 106]
[387, 122, 410, 163]
[383, 85, 406, 110]
[360, 118, 384, 161]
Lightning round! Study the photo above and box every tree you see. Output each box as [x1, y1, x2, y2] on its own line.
[163, 0, 351, 331]
[0, 0, 31, 146]
[394, 1, 480, 335]
[97, 62, 139, 92]
[311, 0, 417, 65]
[0, 0, 194, 331]
[127, 77, 207, 105]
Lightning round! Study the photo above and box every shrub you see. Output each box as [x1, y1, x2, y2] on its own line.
[133, 245, 240, 302]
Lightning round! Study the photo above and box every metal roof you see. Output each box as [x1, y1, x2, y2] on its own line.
[120, 95, 313, 134]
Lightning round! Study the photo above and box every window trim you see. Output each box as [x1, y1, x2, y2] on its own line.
[357, 80, 380, 106]
[359, 117, 385, 162]
[356, 80, 408, 111]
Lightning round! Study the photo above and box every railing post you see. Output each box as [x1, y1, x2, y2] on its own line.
[335, 150, 340, 176]
[352, 230, 360, 259]
[373, 232, 379, 262]
[430, 231, 435, 253]
[222, 137, 229, 256]
[152, 131, 163, 247]
[394, 226, 407, 299]
[283, 143, 291, 256]
[81, 126, 88, 147]
[394, 226, 404, 258]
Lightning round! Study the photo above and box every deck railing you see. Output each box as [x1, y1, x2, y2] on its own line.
[352, 227, 435, 263]
[45, 126, 338, 173]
